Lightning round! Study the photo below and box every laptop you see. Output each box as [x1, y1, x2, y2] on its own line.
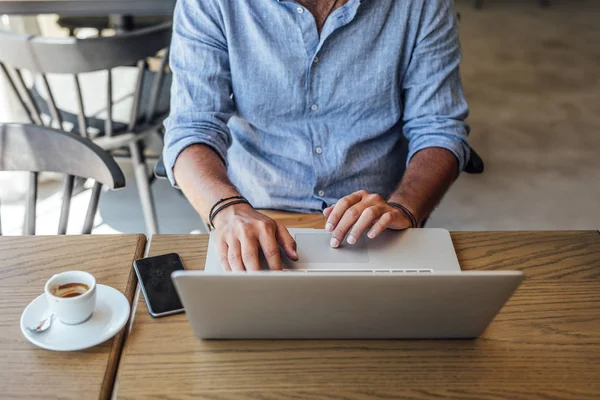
[172, 228, 524, 339]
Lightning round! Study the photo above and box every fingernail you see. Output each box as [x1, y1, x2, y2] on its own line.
[326, 222, 333, 232]
[347, 235, 356, 245]
[330, 237, 339, 248]
[367, 230, 375, 239]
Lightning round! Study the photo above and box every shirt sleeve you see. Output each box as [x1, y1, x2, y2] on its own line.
[401, 0, 471, 173]
[163, 0, 234, 186]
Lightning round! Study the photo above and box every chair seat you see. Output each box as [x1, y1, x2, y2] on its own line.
[92, 132, 138, 151]
[57, 16, 110, 31]
[92, 116, 166, 152]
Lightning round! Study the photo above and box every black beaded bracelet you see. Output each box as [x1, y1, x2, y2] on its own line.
[388, 202, 418, 228]
[208, 196, 246, 219]
[209, 199, 251, 230]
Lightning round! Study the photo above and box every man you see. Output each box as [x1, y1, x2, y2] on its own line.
[164, 0, 470, 271]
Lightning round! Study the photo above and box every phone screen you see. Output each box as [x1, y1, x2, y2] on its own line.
[134, 253, 185, 317]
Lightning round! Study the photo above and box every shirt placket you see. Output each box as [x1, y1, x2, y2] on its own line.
[285, 0, 362, 201]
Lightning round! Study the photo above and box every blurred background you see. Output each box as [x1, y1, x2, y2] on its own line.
[0, 0, 599, 235]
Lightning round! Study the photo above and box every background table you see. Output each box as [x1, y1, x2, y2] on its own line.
[0, 0, 176, 15]
[115, 229, 600, 399]
[0, 234, 145, 400]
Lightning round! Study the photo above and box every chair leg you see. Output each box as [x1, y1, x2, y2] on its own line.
[130, 141, 159, 235]
[82, 182, 102, 234]
[25, 172, 38, 235]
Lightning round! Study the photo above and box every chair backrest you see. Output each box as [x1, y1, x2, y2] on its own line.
[0, 23, 172, 138]
[0, 123, 126, 235]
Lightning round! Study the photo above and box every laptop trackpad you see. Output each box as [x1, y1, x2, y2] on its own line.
[294, 233, 369, 263]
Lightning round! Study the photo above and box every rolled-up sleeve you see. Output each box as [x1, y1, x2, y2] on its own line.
[163, 0, 234, 185]
[401, 0, 471, 173]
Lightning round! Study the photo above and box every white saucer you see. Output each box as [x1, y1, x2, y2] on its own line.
[20, 284, 130, 352]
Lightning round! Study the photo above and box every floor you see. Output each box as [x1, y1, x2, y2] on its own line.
[0, 161, 206, 235]
[431, 0, 600, 230]
[1, 0, 599, 235]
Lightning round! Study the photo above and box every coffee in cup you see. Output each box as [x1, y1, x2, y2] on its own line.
[45, 271, 97, 325]
[52, 282, 90, 298]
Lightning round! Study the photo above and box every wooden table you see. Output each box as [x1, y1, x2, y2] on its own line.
[115, 230, 600, 400]
[0, 234, 146, 400]
[0, 0, 176, 16]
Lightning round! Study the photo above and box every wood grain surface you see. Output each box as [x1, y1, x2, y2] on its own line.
[115, 230, 600, 400]
[0, 234, 146, 400]
[258, 209, 328, 229]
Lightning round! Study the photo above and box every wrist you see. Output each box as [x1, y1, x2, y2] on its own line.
[210, 201, 253, 229]
[387, 196, 425, 227]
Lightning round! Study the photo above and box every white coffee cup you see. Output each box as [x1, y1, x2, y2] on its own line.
[45, 271, 97, 325]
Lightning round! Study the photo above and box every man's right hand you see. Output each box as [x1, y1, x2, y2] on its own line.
[212, 203, 298, 271]
[172, 144, 297, 271]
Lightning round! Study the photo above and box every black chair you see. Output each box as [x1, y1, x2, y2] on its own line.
[466, 147, 484, 174]
[0, 123, 125, 235]
[154, 156, 168, 179]
[0, 22, 172, 234]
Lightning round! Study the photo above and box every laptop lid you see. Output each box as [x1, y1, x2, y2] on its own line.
[172, 271, 524, 339]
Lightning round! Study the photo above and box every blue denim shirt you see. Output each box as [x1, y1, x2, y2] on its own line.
[164, 0, 470, 212]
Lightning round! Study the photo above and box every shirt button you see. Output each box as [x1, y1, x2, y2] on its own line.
[311, 104, 319, 111]
[318, 190, 325, 197]
[315, 147, 323, 154]
[313, 56, 319, 63]
[297, 7, 304, 13]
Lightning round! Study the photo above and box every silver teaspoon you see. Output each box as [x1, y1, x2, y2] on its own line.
[27, 313, 54, 333]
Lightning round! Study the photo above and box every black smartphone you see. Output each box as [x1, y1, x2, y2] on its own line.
[133, 253, 185, 317]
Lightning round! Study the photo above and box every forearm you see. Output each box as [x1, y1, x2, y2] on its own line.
[173, 144, 241, 220]
[388, 147, 459, 225]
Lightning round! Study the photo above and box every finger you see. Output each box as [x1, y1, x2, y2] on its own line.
[240, 236, 261, 271]
[330, 203, 367, 248]
[326, 190, 367, 232]
[323, 205, 334, 217]
[216, 239, 231, 272]
[227, 239, 245, 271]
[276, 223, 298, 261]
[258, 224, 283, 270]
[368, 212, 406, 238]
[347, 206, 384, 245]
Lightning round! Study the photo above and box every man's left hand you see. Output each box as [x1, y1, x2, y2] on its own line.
[323, 190, 414, 248]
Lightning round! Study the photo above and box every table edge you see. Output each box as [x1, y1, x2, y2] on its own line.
[100, 233, 146, 400]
